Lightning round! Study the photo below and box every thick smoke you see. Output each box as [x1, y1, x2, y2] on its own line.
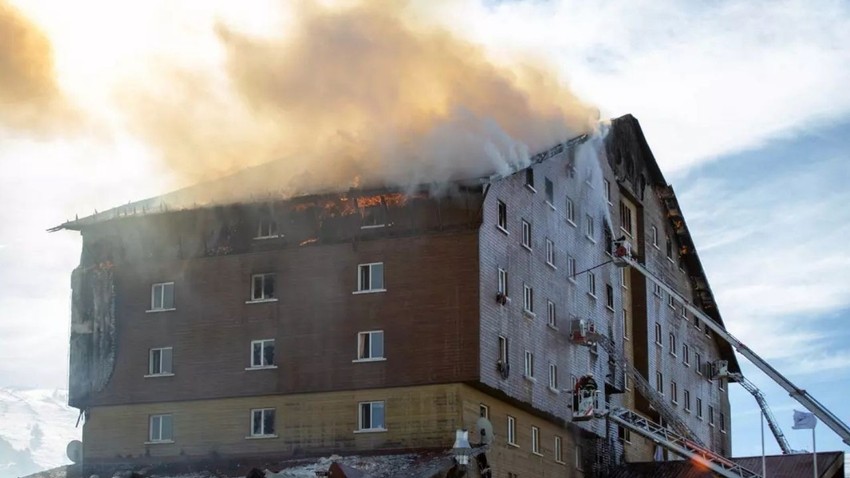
[125, 1, 598, 195]
[0, 0, 73, 134]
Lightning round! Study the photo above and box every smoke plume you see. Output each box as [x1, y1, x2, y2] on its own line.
[124, 1, 599, 195]
[0, 0, 73, 134]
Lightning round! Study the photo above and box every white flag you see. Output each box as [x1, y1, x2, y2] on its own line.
[792, 410, 817, 429]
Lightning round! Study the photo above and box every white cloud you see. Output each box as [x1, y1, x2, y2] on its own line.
[438, 0, 850, 173]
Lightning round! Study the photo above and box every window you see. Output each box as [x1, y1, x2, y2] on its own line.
[575, 445, 584, 471]
[668, 293, 675, 309]
[251, 408, 276, 437]
[622, 309, 629, 339]
[251, 273, 276, 301]
[625, 375, 632, 391]
[357, 263, 384, 292]
[605, 284, 614, 310]
[683, 344, 690, 366]
[653, 283, 663, 297]
[524, 350, 535, 378]
[651, 225, 659, 248]
[358, 401, 386, 431]
[587, 272, 597, 297]
[696, 398, 703, 419]
[361, 203, 386, 228]
[620, 268, 628, 288]
[617, 425, 631, 444]
[150, 282, 175, 311]
[497, 200, 507, 231]
[555, 436, 564, 463]
[548, 363, 558, 390]
[681, 304, 688, 320]
[720, 412, 726, 432]
[148, 347, 173, 376]
[669, 333, 677, 356]
[709, 405, 715, 427]
[545, 239, 555, 266]
[654, 323, 662, 345]
[498, 336, 509, 365]
[585, 214, 595, 241]
[479, 404, 489, 419]
[251, 339, 275, 368]
[619, 201, 633, 236]
[696, 352, 703, 375]
[684, 390, 691, 412]
[525, 168, 535, 190]
[521, 220, 532, 250]
[545, 178, 554, 205]
[666, 235, 673, 260]
[656, 371, 663, 394]
[566, 197, 576, 224]
[148, 414, 173, 443]
[547, 300, 556, 328]
[507, 416, 517, 445]
[531, 426, 541, 455]
[356, 331, 384, 360]
[523, 284, 534, 314]
[603, 179, 611, 204]
[256, 218, 279, 238]
[567, 256, 577, 281]
[671, 381, 678, 404]
[498, 268, 508, 297]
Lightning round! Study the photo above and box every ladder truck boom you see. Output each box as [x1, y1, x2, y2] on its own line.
[608, 407, 762, 478]
[614, 252, 850, 446]
[727, 372, 795, 455]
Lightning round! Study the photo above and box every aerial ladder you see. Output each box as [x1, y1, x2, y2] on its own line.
[611, 243, 850, 447]
[569, 322, 763, 478]
[714, 364, 797, 455]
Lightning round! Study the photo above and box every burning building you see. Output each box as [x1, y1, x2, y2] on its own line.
[53, 114, 738, 477]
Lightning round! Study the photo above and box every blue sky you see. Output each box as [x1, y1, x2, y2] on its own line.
[0, 0, 848, 466]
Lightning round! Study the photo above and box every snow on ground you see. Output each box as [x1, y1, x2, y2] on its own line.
[0, 388, 81, 478]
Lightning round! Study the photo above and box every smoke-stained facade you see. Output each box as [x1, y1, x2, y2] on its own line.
[57, 115, 736, 477]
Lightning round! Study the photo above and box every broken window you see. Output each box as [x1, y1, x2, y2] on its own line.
[359, 401, 385, 431]
[497, 200, 507, 231]
[149, 414, 173, 443]
[148, 347, 173, 375]
[357, 331, 384, 360]
[619, 200, 634, 237]
[666, 234, 673, 260]
[525, 168, 535, 190]
[605, 284, 614, 310]
[545, 178, 554, 204]
[361, 204, 386, 228]
[357, 263, 384, 292]
[251, 408, 276, 437]
[256, 218, 279, 239]
[251, 273, 276, 301]
[150, 282, 175, 311]
[251, 339, 275, 368]
[498, 335, 509, 365]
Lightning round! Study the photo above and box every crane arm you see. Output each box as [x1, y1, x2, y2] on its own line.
[616, 253, 850, 446]
[728, 373, 794, 455]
